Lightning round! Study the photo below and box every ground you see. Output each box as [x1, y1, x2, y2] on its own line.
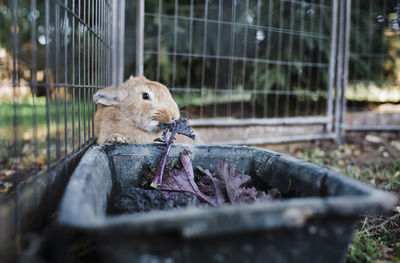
[264, 131, 400, 262]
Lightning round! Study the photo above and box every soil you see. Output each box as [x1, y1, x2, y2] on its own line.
[264, 131, 400, 169]
[111, 187, 200, 214]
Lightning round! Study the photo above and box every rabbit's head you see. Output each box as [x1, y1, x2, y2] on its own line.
[93, 76, 180, 133]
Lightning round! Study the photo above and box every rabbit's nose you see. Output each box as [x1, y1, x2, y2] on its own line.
[153, 109, 173, 123]
[171, 110, 180, 121]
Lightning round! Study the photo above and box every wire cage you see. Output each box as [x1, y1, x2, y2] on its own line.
[0, 0, 124, 259]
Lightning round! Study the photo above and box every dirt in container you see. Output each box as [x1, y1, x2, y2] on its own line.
[110, 149, 281, 214]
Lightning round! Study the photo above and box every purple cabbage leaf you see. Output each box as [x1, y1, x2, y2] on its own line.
[151, 118, 195, 188]
[216, 160, 270, 204]
[196, 166, 227, 206]
[155, 149, 218, 207]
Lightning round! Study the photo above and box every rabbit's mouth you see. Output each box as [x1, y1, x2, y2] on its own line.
[143, 120, 162, 133]
[125, 118, 161, 133]
[149, 110, 175, 132]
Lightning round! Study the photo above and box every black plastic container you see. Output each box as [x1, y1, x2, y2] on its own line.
[58, 144, 396, 263]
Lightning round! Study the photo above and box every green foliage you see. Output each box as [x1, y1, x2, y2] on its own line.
[347, 232, 384, 263]
[0, 0, 47, 74]
[344, 160, 400, 192]
[349, 0, 398, 83]
[294, 144, 400, 262]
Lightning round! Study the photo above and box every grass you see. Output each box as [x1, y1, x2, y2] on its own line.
[341, 162, 400, 263]
[294, 146, 400, 263]
[348, 232, 387, 262]
[0, 97, 95, 132]
[0, 98, 96, 179]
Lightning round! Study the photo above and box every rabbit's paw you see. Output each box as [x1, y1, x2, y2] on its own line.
[110, 134, 129, 144]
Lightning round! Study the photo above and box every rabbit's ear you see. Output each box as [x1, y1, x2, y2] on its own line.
[93, 87, 128, 106]
[124, 75, 147, 87]
[128, 75, 147, 81]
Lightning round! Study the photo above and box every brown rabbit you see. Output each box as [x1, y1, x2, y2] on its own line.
[93, 76, 181, 144]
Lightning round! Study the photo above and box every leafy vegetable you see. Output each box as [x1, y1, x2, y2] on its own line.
[151, 118, 195, 188]
[156, 150, 218, 207]
[200, 159, 280, 204]
[216, 159, 273, 204]
[149, 118, 280, 206]
[147, 150, 281, 207]
[197, 166, 227, 206]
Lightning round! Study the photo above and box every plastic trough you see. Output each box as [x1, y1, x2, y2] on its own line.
[58, 144, 397, 263]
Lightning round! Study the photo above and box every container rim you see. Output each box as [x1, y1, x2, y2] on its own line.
[58, 144, 398, 238]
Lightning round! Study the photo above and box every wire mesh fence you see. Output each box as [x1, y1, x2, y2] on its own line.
[1, 0, 112, 183]
[0, 0, 118, 259]
[345, 0, 400, 131]
[126, 0, 337, 129]
[125, 0, 400, 142]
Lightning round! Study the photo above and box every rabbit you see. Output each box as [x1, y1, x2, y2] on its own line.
[93, 76, 184, 144]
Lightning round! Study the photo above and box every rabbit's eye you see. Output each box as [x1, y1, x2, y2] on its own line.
[142, 92, 150, 100]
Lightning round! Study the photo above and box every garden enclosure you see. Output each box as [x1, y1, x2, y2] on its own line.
[1, 0, 400, 260]
[126, 0, 400, 144]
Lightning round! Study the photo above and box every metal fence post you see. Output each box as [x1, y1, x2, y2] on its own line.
[111, 0, 126, 86]
[136, 0, 144, 76]
[326, 0, 339, 132]
[340, 0, 351, 140]
[334, 0, 344, 141]
[335, 0, 351, 143]
[335, 0, 351, 142]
